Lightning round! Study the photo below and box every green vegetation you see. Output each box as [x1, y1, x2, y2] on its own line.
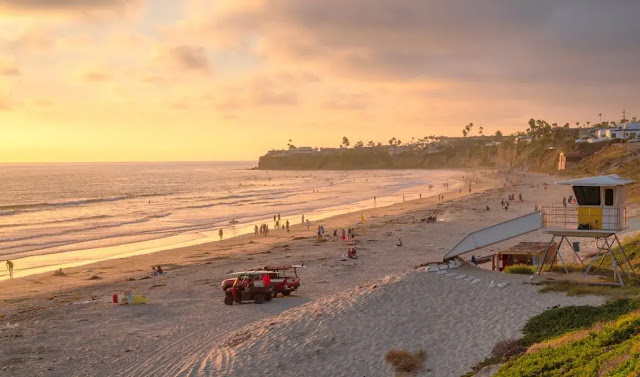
[384, 348, 426, 376]
[504, 264, 534, 275]
[494, 310, 640, 376]
[520, 299, 638, 346]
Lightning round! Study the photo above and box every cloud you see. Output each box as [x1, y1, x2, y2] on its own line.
[0, 0, 144, 18]
[0, 60, 20, 76]
[199, 0, 640, 87]
[154, 45, 212, 75]
[323, 91, 369, 111]
[5, 27, 55, 51]
[76, 65, 112, 83]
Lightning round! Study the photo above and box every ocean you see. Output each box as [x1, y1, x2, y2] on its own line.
[0, 162, 463, 279]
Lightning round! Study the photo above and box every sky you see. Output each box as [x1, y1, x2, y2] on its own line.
[1, 0, 640, 162]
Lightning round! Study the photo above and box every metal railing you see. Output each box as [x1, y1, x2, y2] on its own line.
[541, 204, 629, 231]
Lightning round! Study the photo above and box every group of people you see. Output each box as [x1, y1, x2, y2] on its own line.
[562, 195, 576, 207]
[151, 265, 163, 276]
[506, 193, 523, 202]
[255, 223, 271, 236]
[338, 228, 355, 244]
[499, 193, 524, 211]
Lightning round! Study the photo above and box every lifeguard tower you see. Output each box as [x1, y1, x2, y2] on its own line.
[443, 174, 635, 286]
[539, 175, 634, 285]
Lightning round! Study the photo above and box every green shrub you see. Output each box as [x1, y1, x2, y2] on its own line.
[505, 264, 534, 275]
[521, 299, 638, 346]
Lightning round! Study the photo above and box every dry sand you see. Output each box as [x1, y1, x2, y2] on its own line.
[0, 170, 631, 377]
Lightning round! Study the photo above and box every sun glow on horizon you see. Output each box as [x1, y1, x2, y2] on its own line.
[1, 1, 639, 162]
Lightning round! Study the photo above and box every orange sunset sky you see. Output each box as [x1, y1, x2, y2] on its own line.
[1, 1, 639, 162]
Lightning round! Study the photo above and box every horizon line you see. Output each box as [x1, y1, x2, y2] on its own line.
[0, 160, 259, 165]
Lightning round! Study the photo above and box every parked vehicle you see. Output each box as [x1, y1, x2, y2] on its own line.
[223, 271, 275, 305]
[263, 264, 303, 296]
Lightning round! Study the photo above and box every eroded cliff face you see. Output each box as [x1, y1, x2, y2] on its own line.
[257, 144, 521, 170]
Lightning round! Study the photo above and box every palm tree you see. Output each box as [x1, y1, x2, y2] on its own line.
[598, 113, 602, 123]
[478, 126, 484, 136]
[341, 136, 350, 148]
[367, 140, 375, 147]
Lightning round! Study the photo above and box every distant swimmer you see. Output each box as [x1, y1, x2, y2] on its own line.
[219, 229, 223, 240]
[6, 260, 13, 278]
[374, 196, 377, 203]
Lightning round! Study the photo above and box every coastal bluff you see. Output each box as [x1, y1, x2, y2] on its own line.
[257, 142, 516, 170]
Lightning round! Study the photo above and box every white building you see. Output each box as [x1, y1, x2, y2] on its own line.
[576, 123, 640, 143]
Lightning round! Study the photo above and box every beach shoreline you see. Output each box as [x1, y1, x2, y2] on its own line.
[0, 167, 467, 282]
[1, 169, 619, 377]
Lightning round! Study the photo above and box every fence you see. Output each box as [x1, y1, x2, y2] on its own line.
[541, 204, 629, 231]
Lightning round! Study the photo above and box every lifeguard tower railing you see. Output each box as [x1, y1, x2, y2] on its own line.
[541, 204, 629, 231]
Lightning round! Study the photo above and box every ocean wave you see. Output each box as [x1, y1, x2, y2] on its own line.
[0, 215, 165, 244]
[0, 214, 113, 228]
[0, 193, 173, 216]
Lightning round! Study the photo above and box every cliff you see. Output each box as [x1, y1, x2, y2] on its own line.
[258, 142, 519, 170]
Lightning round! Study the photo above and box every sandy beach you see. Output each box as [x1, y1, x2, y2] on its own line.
[1, 170, 633, 377]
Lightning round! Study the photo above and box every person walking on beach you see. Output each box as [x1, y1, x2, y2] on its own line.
[306, 219, 311, 230]
[333, 229, 338, 241]
[302, 214, 305, 224]
[278, 213, 281, 221]
[273, 215, 277, 223]
[254, 225, 259, 236]
[341, 229, 346, 244]
[374, 196, 376, 204]
[219, 229, 224, 240]
[6, 260, 13, 279]
[562, 197, 567, 208]
[285, 220, 290, 233]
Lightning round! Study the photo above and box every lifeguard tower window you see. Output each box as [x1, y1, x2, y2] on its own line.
[573, 186, 601, 205]
[605, 189, 614, 206]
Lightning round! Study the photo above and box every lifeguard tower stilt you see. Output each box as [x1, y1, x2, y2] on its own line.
[539, 175, 634, 286]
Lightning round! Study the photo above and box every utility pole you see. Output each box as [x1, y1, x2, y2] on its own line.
[622, 108, 628, 139]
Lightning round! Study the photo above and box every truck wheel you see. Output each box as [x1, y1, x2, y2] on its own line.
[254, 294, 265, 304]
[265, 292, 273, 301]
[224, 295, 234, 305]
[281, 290, 291, 296]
